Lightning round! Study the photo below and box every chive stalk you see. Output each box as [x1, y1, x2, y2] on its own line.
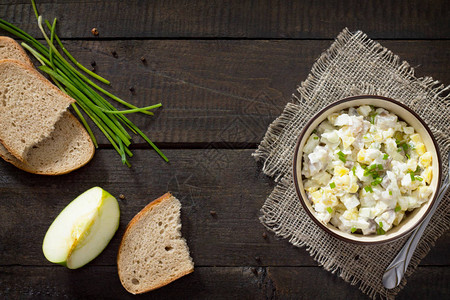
[0, 6, 168, 164]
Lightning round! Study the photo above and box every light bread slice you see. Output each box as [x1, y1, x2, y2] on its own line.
[0, 111, 94, 175]
[117, 193, 194, 294]
[0, 59, 75, 161]
[0, 36, 33, 67]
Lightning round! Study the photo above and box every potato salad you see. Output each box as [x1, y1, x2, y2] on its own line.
[302, 105, 433, 235]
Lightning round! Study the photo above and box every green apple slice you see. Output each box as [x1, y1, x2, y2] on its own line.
[42, 187, 120, 269]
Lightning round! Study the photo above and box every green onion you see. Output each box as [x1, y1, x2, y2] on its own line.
[406, 153, 410, 159]
[395, 205, 401, 212]
[369, 111, 378, 124]
[377, 164, 383, 170]
[376, 223, 386, 235]
[351, 166, 356, 176]
[337, 150, 346, 163]
[330, 182, 336, 189]
[313, 136, 319, 140]
[368, 164, 378, 171]
[383, 154, 389, 160]
[371, 177, 383, 186]
[415, 176, 423, 182]
[351, 227, 357, 233]
[410, 172, 416, 181]
[364, 186, 373, 193]
[0, 3, 168, 165]
[326, 207, 333, 214]
[389, 190, 393, 196]
[99, 103, 162, 114]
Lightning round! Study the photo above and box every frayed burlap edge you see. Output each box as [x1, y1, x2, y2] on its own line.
[253, 28, 450, 299]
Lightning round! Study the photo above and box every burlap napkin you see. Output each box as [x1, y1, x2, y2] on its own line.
[253, 28, 450, 299]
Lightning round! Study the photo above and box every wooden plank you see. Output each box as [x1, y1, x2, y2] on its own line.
[0, 39, 447, 146]
[267, 266, 450, 299]
[0, 149, 448, 267]
[0, 266, 448, 299]
[1, 0, 449, 39]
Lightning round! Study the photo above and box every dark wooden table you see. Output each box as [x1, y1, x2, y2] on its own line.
[0, 1, 449, 299]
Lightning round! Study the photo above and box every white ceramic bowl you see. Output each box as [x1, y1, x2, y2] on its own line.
[293, 95, 442, 244]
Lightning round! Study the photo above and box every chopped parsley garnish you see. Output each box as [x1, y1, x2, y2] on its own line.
[351, 227, 357, 233]
[364, 186, 373, 193]
[329, 182, 336, 189]
[383, 154, 389, 160]
[326, 207, 333, 214]
[395, 205, 401, 212]
[337, 151, 347, 162]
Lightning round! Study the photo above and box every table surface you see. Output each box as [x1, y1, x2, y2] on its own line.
[0, 1, 449, 299]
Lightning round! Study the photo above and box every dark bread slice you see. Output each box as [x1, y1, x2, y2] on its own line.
[0, 59, 75, 162]
[0, 111, 94, 175]
[0, 36, 33, 67]
[117, 193, 194, 294]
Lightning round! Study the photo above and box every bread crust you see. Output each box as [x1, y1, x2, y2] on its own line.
[0, 59, 75, 162]
[0, 39, 94, 174]
[0, 37, 34, 67]
[0, 112, 95, 175]
[117, 193, 194, 294]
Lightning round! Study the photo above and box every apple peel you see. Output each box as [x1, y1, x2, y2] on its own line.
[42, 187, 120, 269]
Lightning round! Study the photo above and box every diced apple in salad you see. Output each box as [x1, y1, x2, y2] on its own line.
[302, 105, 433, 235]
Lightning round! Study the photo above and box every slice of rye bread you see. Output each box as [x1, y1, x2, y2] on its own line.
[0, 36, 33, 67]
[117, 193, 194, 294]
[0, 38, 94, 174]
[0, 59, 75, 162]
[0, 111, 94, 175]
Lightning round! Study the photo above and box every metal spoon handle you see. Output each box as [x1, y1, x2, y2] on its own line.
[382, 178, 450, 289]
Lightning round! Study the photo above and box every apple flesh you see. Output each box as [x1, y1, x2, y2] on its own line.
[42, 187, 120, 269]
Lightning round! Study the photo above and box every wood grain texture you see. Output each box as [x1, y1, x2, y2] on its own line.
[1, 0, 449, 39]
[0, 149, 448, 268]
[0, 1, 448, 298]
[0, 39, 447, 146]
[0, 266, 448, 299]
